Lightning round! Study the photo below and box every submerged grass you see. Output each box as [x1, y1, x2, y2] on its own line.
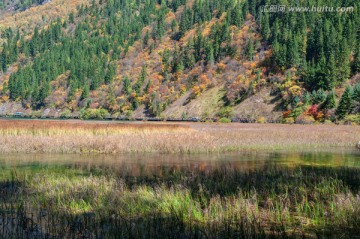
[0, 119, 359, 153]
[1, 165, 360, 238]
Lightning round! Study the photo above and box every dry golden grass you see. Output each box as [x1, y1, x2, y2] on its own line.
[0, 119, 358, 153]
[195, 123, 360, 151]
[0, 120, 189, 136]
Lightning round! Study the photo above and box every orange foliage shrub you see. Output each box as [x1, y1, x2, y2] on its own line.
[217, 62, 226, 72]
[282, 110, 292, 119]
[192, 86, 201, 97]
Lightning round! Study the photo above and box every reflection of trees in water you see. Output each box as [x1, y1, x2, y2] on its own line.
[1, 151, 359, 175]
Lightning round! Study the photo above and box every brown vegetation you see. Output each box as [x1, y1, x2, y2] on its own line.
[0, 119, 358, 154]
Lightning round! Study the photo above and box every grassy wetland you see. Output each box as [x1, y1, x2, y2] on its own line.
[0, 119, 359, 153]
[0, 120, 359, 238]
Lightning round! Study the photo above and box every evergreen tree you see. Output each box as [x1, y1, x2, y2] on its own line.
[324, 53, 337, 90]
[352, 83, 360, 113]
[0, 47, 6, 72]
[230, 4, 243, 27]
[122, 76, 132, 95]
[260, 12, 270, 41]
[286, 33, 300, 67]
[303, 91, 311, 105]
[323, 91, 336, 110]
[205, 42, 214, 66]
[38, 82, 50, 106]
[104, 64, 115, 84]
[336, 85, 353, 119]
[312, 89, 326, 104]
[81, 84, 89, 100]
[245, 40, 254, 61]
[171, 19, 177, 32]
[353, 44, 360, 74]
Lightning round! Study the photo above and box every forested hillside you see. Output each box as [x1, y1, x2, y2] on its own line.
[0, 0, 46, 11]
[0, 0, 359, 123]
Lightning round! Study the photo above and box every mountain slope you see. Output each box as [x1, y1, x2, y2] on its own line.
[0, 0, 359, 123]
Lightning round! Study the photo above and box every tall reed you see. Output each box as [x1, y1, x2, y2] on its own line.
[0, 119, 358, 153]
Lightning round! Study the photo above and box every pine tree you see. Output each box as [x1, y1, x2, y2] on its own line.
[139, 65, 147, 83]
[194, 31, 203, 62]
[353, 84, 360, 103]
[303, 91, 311, 105]
[353, 44, 360, 74]
[312, 89, 326, 104]
[171, 19, 177, 32]
[286, 32, 300, 67]
[260, 12, 270, 41]
[230, 4, 243, 27]
[81, 84, 89, 100]
[245, 40, 254, 61]
[0, 47, 6, 72]
[324, 53, 337, 90]
[323, 91, 336, 110]
[179, 8, 192, 38]
[336, 85, 353, 119]
[38, 82, 50, 106]
[205, 42, 214, 66]
[352, 83, 360, 113]
[144, 79, 151, 93]
[122, 76, 132, 95]
[104, 64, 115, 84]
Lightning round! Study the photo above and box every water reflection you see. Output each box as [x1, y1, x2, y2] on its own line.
[0, 151, 359, 177]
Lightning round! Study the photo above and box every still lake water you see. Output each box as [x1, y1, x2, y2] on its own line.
[1, 150, 359, 176]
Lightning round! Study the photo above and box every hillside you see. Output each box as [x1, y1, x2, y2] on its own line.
[0, 0, 359, 123]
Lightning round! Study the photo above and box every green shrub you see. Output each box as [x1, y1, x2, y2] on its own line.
[31, 110, 42, 119]
[295, 115, 315, 124]
[289, 105, 307, 119]
[256, 117, 266, 123]
[219, 118, 231, 123]
[80, 108, 110, 120]
[324, 120, 333, 125]
[344, 114, 360, 125]
[284, 117, 295, 124]
[60, 109, 72, 119]
[217, 107, 234, 119]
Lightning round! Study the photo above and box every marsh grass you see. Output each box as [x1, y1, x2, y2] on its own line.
[0, 120, 359, 153]
[0, 120, 190, 136]
[1, 165, 359, 238]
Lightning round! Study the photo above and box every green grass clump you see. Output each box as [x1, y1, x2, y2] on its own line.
[219, 117, 231, 123]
